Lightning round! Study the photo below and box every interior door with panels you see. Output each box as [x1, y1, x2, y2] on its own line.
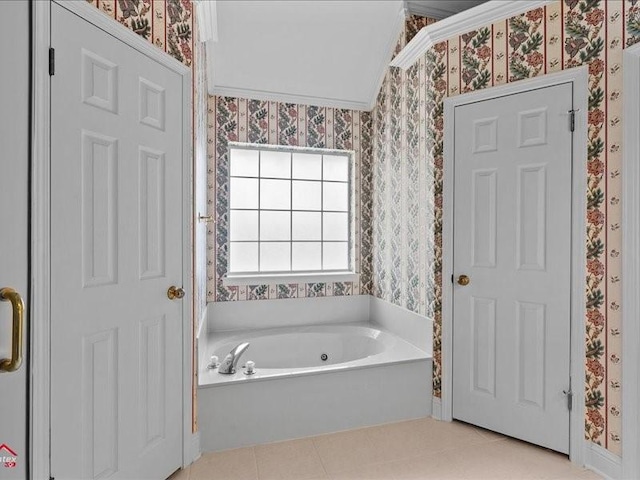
[50, 3, 185, 479]
[452, 83, 573, 454]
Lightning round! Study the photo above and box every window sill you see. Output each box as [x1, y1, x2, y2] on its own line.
[222, 272, 359, 286]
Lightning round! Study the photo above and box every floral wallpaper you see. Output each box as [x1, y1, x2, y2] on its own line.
[206, 97, 373, 302]
[405, 14, 438, 44]
[372, 0, 640, 456]
[87, 0, 194, 68]
[372, 20, 437, 319]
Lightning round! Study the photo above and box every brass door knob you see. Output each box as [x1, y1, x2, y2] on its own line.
[457, 275, 470, 286]
[167, 286, 185, 300]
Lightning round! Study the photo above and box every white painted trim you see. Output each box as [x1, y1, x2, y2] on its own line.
[223, 272, 358, 286]
[31, 1, 195, 476]
[180, 46, 196, 467]
[390, 0, 555, 70]
[365, 6, 407, 110]
[194, 0, 218, 43]
[585, 443, 622, 480]
[622, 42, 640, 480]
[431, 397, 443, 420]
[30, 2, 52, 478]
[59, 1, 190, 76]
[190, 432, 202, 464]
[211, 85, 371, 112]
[441, 67, 588, 466]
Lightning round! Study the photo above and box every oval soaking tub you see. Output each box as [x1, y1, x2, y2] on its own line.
[205, 324, 421, 378]
[198, 322, 432, 452]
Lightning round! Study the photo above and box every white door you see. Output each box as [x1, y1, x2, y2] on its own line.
[452, 83, 573, 454]
[0, 2, 30, 479]
[50, 3, 185, 479]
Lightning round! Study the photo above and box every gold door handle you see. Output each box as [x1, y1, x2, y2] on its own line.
[457, 275, 470, 286]
[167, 286, 185, 300]
[0, 287, 24, 373]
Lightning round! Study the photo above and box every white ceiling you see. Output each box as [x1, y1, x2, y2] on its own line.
[206, 0, 487, 111]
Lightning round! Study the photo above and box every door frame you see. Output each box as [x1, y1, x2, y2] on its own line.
[441, 67, 588, 465]
[31, 2, 194, 478]
[622, 41, 640, 480]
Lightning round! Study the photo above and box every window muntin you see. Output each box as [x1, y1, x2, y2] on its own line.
[227, 144, 353, 276]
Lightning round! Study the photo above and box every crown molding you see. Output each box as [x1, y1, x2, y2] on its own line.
[194, 0, 218, 43]
[405, 1, 480, 20]
[390, 0, 555, 70]
[210, 85, 371, 111]
[366, 5, 407, 110]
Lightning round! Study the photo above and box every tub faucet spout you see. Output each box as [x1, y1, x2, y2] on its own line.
[218, 342, 250, 374]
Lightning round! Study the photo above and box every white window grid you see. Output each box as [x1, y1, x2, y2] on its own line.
[228, 143, 354, 275]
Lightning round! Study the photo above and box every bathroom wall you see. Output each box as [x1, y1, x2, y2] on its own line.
[372, 0, 640, 456]
[203, 14, 437, 305]
[370, 15, 438, 319]
[87, 0, 194, 68]
[206, 97, 373, 302]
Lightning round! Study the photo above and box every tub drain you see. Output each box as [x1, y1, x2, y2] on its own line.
[320, 353, 328, 361]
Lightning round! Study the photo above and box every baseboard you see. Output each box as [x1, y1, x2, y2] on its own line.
[585, 442, 622, 480]
[189, 431, 201, 465]
[432, 397, 442, 420]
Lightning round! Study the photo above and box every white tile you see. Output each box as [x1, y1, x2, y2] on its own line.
[255, 438, 327, 480]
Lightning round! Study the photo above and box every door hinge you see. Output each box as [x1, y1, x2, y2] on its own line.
[49, 47, 55, 76]
[563, 388, 573, 411]
[451, 274, 454, 284]
[568, 109, 577, 132]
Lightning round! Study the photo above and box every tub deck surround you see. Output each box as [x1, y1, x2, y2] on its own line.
[198, 358, 432, 452]
[204, 294, 371, 333]
[200, 323, 430, 387]
[198, 302, 432, 452]
[369, 295, 432, 353]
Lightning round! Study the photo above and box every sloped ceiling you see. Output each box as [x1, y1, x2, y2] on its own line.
[206, 0, 487, 110]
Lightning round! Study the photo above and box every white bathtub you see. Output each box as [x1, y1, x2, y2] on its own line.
[200, 324, 426, 386]
[198, 322, 432, 452]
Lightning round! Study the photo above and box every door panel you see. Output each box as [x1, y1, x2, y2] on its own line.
[0, 2, 30, 479]
[51, 4, 184, 479]
[452, 83, 573, 454]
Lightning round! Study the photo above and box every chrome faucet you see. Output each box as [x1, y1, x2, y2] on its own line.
[218, 342, 250, 374]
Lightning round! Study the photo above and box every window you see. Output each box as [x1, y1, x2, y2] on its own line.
[226, 143, 354, 280]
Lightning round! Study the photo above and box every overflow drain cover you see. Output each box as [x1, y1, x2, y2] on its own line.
[320, 353, 328, 361]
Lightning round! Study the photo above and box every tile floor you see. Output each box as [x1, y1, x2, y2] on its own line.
[169, 418, 603, 480]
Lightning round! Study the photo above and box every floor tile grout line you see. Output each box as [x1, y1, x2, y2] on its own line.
[311, 437, 331, 478]
[251, 446, 260, 480]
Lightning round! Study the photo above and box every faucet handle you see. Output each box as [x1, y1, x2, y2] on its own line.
[207, 355, 219, 370]
[245, 360, 255, 375]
